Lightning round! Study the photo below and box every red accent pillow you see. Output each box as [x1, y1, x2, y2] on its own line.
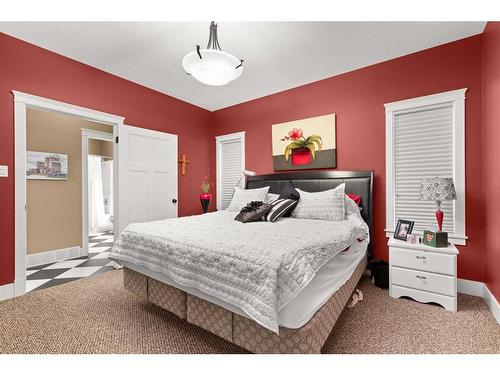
[347, 193, 362, 206]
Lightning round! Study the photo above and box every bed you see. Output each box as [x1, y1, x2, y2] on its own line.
[110, 170, 374, 353]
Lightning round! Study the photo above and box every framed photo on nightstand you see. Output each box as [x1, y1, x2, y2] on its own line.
[394, 219, 414, 241]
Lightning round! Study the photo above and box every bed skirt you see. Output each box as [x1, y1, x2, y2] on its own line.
[122, 254, 367, 354]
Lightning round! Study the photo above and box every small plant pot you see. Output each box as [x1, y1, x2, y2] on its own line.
[291, 147, 311, 166]
[200, 193, 212, 213]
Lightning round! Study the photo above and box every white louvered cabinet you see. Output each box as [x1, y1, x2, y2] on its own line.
[216, 132, 245, 210]
[393, 104, 455, 233]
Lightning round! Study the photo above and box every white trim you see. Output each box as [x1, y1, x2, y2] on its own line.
[26, 246, 86, 268]
[384, 88, 467, 112]
[385, 88, 467, 246]
[13, 91, 124, 297]
[457, 278, 484, 297]
[13, 91, 125, 125]
[483, 284, 500, 325]
[215, 131, 246, 211]
[458, 278, 500, 324]
[14, 98, 27, 297]
[215, 131, 246, 143]
[81, 128, 114, 141]
[0, 283, 15, 301]
[81, 129, 113, 256]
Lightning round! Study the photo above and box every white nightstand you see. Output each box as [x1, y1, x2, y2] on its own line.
[388, 237, 459, 312]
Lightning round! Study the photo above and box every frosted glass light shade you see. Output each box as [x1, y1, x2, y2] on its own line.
[183, 49, 242, 86]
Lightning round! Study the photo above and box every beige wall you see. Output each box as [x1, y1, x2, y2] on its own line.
[88, 138, 113, 159]
[27, 108, 112, 254]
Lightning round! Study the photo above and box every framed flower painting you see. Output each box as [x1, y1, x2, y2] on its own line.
[271, 114, 336, 171]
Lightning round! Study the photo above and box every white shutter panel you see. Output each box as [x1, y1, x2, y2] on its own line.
[217, 134, 244, 210]
[394, 104, 454, 233]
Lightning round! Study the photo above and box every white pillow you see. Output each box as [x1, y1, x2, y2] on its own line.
[264, 193, 280, 203]
[345, 194, 362, 218]
[226, 186, 270, 211]
[291, 183, 346, 221]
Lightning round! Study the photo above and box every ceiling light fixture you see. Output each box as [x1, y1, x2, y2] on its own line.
[183, 21, 244, 86]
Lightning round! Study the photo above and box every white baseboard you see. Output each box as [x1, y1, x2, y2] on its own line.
[483, 284, 500, 324]
[27, 246, 86, 268]
[458, 278, 500, 324]
[457, 278, 484, 297]
[0, 283, 15, 301]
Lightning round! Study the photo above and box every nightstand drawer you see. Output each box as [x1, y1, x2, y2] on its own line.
[390, 247, 456, 276]
[390, 266, 456, 297]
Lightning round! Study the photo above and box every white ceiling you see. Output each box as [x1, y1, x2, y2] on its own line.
[0, 22, 486, 111]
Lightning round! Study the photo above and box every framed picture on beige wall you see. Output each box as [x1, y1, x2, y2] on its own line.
[26, 151, 68, 180]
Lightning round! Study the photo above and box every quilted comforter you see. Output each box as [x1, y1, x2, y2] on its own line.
[110, 211, 368, 333]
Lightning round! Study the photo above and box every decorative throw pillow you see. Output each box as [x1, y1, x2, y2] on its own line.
[345, 194, 362, 217]
[278, 181, 300, 201]
[292, 183, 346, 221]
[261, 199, 298, 222]
[264, 193, 280, 203]
[347, 193, 362, 206]
[278, 181, 300, 216]
[234, 201, 272, 223]
[226, 186, 270, 211]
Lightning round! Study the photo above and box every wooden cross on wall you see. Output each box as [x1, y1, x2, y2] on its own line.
[178, 154, 190, 176]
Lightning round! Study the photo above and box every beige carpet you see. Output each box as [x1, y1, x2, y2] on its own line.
[0, 270, 498, 354]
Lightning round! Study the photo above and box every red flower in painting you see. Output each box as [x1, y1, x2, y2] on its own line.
[288, 128, 303, 141]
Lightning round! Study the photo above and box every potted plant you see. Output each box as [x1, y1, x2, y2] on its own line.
[281, 128, 322, 166]
[200, 177, 212, 213]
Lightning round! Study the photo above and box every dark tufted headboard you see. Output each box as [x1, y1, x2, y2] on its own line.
[246, 170, 374, 257]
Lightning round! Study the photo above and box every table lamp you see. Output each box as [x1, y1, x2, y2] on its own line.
[419, 177, 457, 232]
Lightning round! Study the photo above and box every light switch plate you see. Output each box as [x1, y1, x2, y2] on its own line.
[0, 165, 8, 177]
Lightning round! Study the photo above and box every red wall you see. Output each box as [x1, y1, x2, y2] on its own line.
[1, 29, 496, 299]
[482, 22, 500, 301]
[0, 33, 212, 286]
[213, 35, 485, 282]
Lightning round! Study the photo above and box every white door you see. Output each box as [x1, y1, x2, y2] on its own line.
[115, 125, 178, 236]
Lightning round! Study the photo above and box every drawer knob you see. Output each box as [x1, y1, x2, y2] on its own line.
[416, 255, 427, 260]
[416, 275, 427, 280]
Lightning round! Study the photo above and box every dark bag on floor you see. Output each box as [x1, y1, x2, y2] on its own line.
[370, 260, 389, 289]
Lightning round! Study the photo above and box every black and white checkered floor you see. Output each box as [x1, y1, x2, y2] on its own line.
[26, 231, 118, 293]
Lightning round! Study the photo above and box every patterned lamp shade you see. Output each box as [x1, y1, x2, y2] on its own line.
[419, 177, 457, 201]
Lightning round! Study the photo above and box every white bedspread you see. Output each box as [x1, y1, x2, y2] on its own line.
[110, 211, 368, 333]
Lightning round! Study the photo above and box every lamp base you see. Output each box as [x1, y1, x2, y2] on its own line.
[436, 209, 444, 231]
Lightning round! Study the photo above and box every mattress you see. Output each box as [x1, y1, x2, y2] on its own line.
[116, 238, 367, 329]
[110, 210, 368, 332]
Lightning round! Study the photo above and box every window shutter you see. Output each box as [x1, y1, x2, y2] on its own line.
[217, 135, 244, 210]
[394, 104, 454, 233]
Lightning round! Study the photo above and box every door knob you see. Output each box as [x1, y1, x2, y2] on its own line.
[172, 199, 178, 204]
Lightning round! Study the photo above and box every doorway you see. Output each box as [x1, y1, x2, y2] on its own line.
[23, 110, 118, 293]
[12, 91, 178, 299]
[82, 129, 114, 259]
[13, 91, 124, 297]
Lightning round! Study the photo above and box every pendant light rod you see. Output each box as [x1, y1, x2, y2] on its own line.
[206, 21, 222, 50]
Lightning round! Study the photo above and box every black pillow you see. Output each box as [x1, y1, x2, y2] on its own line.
[234, 201, 272, 223]
[261, 199, 298, 222]
[278, 181, 300, 216]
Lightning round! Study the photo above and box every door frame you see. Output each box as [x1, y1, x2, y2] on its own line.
[81, 129, 114, 256]
[13, 91, 124, 297]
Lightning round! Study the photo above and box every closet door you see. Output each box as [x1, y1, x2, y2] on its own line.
[115, 125, 178, 235]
